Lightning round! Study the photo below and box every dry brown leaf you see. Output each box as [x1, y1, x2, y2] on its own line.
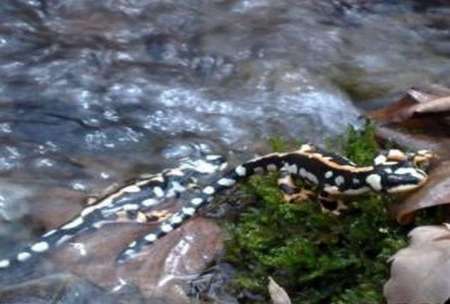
[414, 96, 450, 114]
[369, 86, 450, 124]
[390, 160, 450, 224]
[384, 224, 450, 304]
[268, 276, 292, 304]
[375, 126, 450, 158]
[369, 91, 420, 123]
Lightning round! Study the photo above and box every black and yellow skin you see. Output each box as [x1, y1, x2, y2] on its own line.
[0, 144, 433, 270]
[117, 144, 432, 263]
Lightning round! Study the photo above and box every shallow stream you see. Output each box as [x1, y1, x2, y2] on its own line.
[0, 0, 450, 302]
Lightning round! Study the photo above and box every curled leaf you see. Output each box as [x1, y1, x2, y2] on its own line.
[369, 86, 450, 124]
[390, 160, 450, 224]
[414, 96, 450, 114]
[384, 225, 450, 304]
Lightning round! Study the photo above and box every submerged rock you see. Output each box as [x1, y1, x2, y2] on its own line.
[0, 273, 137, 304]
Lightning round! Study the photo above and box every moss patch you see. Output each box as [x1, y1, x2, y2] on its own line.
[223, 125, 409, 303]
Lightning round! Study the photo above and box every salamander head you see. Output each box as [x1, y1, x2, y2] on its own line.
[366, 162, 428, 193]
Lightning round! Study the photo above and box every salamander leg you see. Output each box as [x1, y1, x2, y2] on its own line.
[318, 192, 347, 215]
[278, 172, 314, 203]
[407, 150, 435, 169]
[114, 209, 171, 224]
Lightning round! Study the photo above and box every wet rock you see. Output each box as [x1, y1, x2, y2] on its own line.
[0, 273, 130, 304]
[48, 214, 223, 304]
[188, 263, 238, 304]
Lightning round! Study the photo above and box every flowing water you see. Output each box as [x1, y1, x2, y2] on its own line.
[0, 0, 449, 302]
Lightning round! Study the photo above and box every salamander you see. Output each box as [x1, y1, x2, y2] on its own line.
[0, 154, 227, 271]
[0, 144, 433, 271]
[116, 144, 432, 263]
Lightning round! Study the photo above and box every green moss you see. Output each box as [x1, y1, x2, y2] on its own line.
[342, 123, 379, 166]
[268, 136, 290, 153]
[223, 125, 410, 303]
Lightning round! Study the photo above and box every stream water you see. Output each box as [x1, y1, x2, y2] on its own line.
[0, 0, 450, 303]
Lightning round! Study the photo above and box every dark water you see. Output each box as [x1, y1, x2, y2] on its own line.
[0, 0, 450, 302]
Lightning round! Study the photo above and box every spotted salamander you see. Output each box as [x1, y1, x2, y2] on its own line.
[0, 144, 433, 270]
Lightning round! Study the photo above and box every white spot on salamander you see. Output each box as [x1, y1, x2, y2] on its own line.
[161, 223, 173, 233]
[334, 176, 345, 186]
[217, 178, 236, 187]
[170, 181, 185, 193]
[0, 259, 10, 268]
[123, 204, 139, 211]
[374, 155, 387, 165]
[55, 235, 72, 246]
[124, 185, 141, 193]
[366, 174, 382, 191]
[235, 165, 247, 176]
[145, 233, 157, 242]
[219, 162, 228, 171]
[170, 214, 183, 224]
[203, 186, 215, 195]
[191, 198, 204, 206]
[43, 229, 57, 237]
[142, 198, 158, 207]
[299, 168, 319, 185]
[17, 252, 32, 262]
[206, 155, 223, 161]
[166, 168, 185, 177]
[62, 217, 84, 230]
[267, 164, 277, 171]
[31, 241, 49, 253]
[123, 249, 135, 258]
[325, 171, 333, 179]
[324, 185, 340, 195]
[286, 164, 298, 174]
[182, 207, 196, 216]
[153, 186, 164, 198]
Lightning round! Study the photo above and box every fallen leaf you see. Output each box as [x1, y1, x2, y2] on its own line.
[369, 86, 450, 125]
[414, 96, 450, 114]
[375, 126, 450, 159]
[384, 224, 450, 304]
[390, 160, 450, 224]
[268, 276, 292, 304]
